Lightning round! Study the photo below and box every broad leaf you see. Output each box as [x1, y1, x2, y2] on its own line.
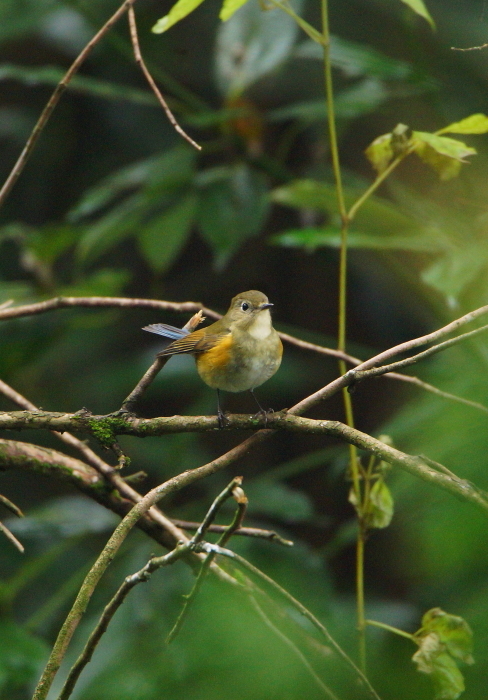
[215, 0, 302, 97]
[420, 609, 474, 665]
[152, 0, 206, 34]
[412, 132, 476, 180]
[197, 164, 269, 268]
[365, 133, 394, 173]
[138, 194, 197, 273]
[399, 0, 435, 29]
[437, 113, 488, 135]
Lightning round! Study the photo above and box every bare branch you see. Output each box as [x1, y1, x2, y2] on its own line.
[0, 0, 138, 209]
[128, 7, 201, 150]
[0, 295, 218, 322]
[0, 520, 24, 553]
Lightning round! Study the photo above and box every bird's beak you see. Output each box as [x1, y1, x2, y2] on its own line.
[260, 302, 274, 310]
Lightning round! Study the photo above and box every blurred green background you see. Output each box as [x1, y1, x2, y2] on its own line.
[1, 0, 488, 698]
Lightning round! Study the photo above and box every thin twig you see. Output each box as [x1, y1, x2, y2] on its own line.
[348, 322, 488, 384]
[166, 478, 246, 643]
[170, 519, 293, 545]
[195, 542, 381, 700]
[0, 295, 217, 322]
[249, 594, 340, 700]
[0, 379, 187, 546]
[57, 544, 188, 700]
[0, 491, 24, 517]
[127, 7, 201, 151]
[121, 310, 205, 410]
[0, 520, 24, 553]
[3, 294, 487, 417]
[0, 0, 138, 209]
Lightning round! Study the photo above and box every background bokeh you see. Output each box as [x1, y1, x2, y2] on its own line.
[1, 0, 488, 698]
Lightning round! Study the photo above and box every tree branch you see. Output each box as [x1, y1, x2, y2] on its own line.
[0, 0, 138, 209]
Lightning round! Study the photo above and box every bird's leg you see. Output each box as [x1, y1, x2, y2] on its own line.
[216, 389, 229, 429]
[250, 389, 273, 427]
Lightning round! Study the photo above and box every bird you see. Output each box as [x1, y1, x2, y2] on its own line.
[143, 290, 283, 427]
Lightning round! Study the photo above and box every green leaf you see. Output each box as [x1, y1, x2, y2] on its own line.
[437, 113, 488, 135]
[420, 609, 474, 665]
[69, 146, 197, 222]
[365, 479, 394, 529]
[413, 644, 465, 700]
[219, 0, 250, 21]
[152, 0, 206, 34]
[138, 194, 197, 273]
[197, 164, 269, 268]
[58, 269, 130, 297]
[399, 0, 435, 29]
[365, 132, 394, 173]
[271, 179, 446, 240]
[215, 0, 302, 96]
[0, 620, 47, 692]
[412, 132, 476, 180]
[413, 132, 477, 161]
[76, 191, 147, 264]
[271, 227, 445, 252]
[295, 35, 413, 80]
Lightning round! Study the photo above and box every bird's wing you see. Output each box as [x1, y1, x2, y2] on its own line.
[156, 328, 229, 357]
[142, 323, 189, 340]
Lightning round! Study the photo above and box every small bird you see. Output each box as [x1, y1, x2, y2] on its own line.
[143, 290, 283, 427]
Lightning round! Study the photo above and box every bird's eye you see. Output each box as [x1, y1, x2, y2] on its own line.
[241, 302, 250, 312]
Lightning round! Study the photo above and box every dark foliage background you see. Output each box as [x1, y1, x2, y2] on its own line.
[1, 0, 488, 698]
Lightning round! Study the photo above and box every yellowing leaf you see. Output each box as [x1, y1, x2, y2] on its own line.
[437, 113, 488, 135]
[413, 132, 476, 161]
[412, 132, 476, 180]
[220, 0, 250, 21]
[365, 133, 394, 173]
[399, 0, 435, 29]
[152, 0, 206, 34]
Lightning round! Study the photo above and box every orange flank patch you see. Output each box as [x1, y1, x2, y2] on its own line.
[196, 334, 233, 387]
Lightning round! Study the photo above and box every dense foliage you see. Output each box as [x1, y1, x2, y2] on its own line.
[1, 1, 488, 699]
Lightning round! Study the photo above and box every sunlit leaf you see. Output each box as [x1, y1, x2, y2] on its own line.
[152, 0, 206, 34]
[215, 0, 302, 96]
[437, 113, 488, 135]
[399, 0, 435, 29]
[219, 0, 250, 22]
[412, 132, 476, 180]
[412, 132, 476, 161]
[365, 132, 394, 173]
[138, 194, 197, 273]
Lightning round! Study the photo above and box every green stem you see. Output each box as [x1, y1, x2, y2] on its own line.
[356, 523, 366, 672]
[365, 619, 415, 642]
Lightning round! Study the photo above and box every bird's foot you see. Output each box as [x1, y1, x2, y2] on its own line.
[217, 409, 230, 429]
[253, 407, 274, 428]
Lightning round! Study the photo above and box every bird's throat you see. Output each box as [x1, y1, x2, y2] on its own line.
[247, 310, 272, 340]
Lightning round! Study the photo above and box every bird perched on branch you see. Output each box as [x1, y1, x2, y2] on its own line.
[143, 290, 283, 427]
